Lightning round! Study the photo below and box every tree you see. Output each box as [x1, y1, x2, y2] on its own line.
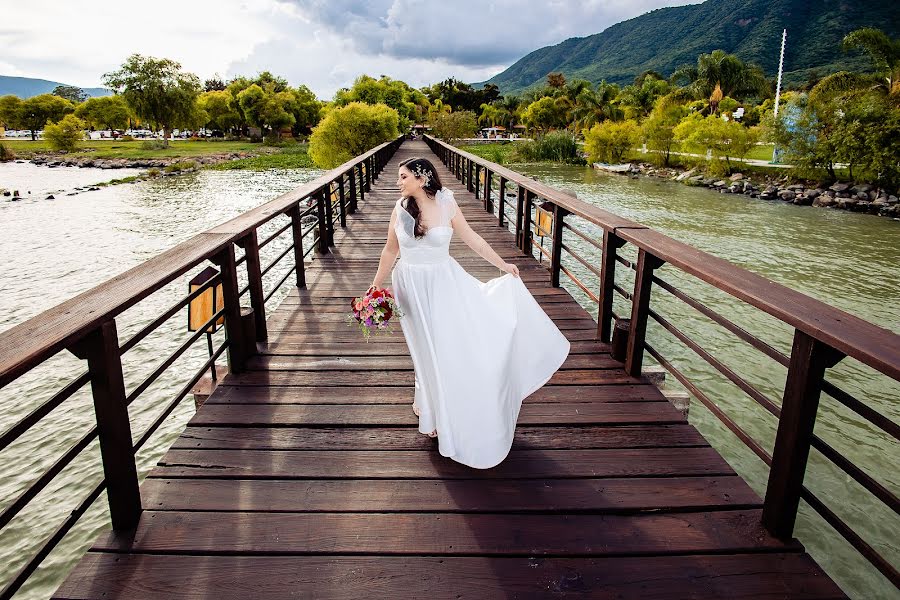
[198, 90, 240, 132]
[571, 82, 621, 131]
[810, 28, 900, 106]
[74, 96, 130, 130]
[334, 75, 426, 130]
[674, 113, 757, 174]
[547, 73, 567, 89]
[431, 110, 478, 144]
[584, 120, 640, 163]
[204, 76, 226, 92]
[103, 54, 202, 145]
[618, 75, 670, 120]
[17, 94, 74, 140]
[308, 102, 399, 168]
[0, 95, 22, 129]
[642, 95, 688, 166]
[289, 85, 322, 134]
[44, 114, 86, 151]
[671, 50, 769, 105]
[52, 85, 86, 103]
[522, 96, 566, 134]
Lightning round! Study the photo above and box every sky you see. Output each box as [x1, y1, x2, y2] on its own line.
[1, 0, 699, 99]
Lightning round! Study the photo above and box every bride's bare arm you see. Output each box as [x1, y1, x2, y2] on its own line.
[370, 207, 401, 289]
[451, 205, 520, 277]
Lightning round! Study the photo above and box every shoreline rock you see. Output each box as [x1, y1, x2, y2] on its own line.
[615, 161, 900, 220]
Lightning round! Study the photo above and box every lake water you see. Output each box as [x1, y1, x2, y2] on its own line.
[0, 159, 897, 599]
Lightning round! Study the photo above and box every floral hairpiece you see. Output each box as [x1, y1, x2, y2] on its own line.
[412, 164, 433, 186]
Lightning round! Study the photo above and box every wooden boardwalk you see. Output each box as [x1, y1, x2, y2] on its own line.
[56, 141, 845, 599]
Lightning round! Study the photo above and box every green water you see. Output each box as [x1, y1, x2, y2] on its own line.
[0, 160, 897, 598]
[514, 163, 900, 599]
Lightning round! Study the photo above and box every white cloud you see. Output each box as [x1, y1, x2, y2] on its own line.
[2, 0, 698, 98]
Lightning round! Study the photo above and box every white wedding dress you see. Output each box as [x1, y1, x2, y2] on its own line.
[391, 187, 570, 469]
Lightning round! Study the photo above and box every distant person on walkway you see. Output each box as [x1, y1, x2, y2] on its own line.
[368, 157, 569, 468]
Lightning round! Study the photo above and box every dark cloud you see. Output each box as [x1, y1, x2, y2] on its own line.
[289, 0, 699, 67]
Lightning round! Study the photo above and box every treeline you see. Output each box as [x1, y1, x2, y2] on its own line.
[0, 56, 325, 148]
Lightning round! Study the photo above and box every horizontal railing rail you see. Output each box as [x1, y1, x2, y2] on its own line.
[426, 135, 900, 589]
[0, 136, 403, 599]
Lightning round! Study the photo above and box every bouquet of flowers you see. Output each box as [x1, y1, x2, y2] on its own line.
[348, 286, 403, 341]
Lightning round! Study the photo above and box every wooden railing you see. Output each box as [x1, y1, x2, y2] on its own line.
[425, 135, 900, 588]
[0, 136, 403, 599]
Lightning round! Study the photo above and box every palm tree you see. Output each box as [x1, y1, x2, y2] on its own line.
[571, 82, 621, 131]
[809, 28, 900, 106]
[670, 49, 768, 106]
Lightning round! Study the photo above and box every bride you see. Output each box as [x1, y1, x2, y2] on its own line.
[368, 157, 570, 469]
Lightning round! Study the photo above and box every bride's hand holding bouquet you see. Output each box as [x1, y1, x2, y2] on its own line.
[348, 284, 402, 341]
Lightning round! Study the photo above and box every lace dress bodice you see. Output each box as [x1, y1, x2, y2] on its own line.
[394, 188, 458, 265]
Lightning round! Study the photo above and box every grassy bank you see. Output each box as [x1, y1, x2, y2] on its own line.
[3, 139, 270, 160]
[207, 143, 314, 170]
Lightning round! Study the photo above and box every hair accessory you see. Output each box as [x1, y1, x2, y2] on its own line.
[412, 164, 433, 186]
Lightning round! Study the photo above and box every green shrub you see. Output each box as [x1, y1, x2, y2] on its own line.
[44, 115, 86, 151]
[0, 142, 15, 161]
[584, 120, 640, 163]
[120, 135, 134, 141]
[140, 140, 168, 150]
[308, 102, 399, 168]
[514, 131, 581, 163]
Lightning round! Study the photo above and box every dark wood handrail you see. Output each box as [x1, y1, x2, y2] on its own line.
[0, 137, 403, 389]
[424, 135, 900, 382]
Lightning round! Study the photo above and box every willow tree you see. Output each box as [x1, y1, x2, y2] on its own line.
[103, 54, 202, 145]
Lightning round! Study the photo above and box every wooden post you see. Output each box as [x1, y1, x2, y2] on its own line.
[625, 249, 664, 377]
[338, 176, 347, 228]
[515, 186, 525, 250]
[237, 230, 268, 342]
[498, 177, 507, 227]
[348, 168, 358, 214]
[467, 160, 474, 193]
[323, 188, 335, 248]
[70, 320, 141, 531]
[549, 204, 568, 287]
[474, 164, 481, 199]
[763, 331, 844, 539]
[598, 230, 626, 342]
[214, 244, 251, 373]
[289, 204, 306, 288]
[521, 190, 534, 256]
[485, 170, 493, 213]
[315, 190, 329, 254]
[367, 156, 374, 187]
[357, 163, 365, 203]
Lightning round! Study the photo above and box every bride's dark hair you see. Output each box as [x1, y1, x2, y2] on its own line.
[399, 157, 443, 238]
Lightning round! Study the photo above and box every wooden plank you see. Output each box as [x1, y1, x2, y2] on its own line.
[186, 402, 684, 427]
[219, 368, 643, 387]
[243, 353, 622, 371]
[204, 383, 665, 404]
[88, 509, 796, 555]
[150, 447, 735, 479]
[253, 338, 610, 356]
[55, 553, 847, 600]
[140, 476, 760, 512]
[172, 425, 708, 450]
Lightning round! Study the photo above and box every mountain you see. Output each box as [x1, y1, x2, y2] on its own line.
[0, 76, 111, 99]
[480, 0, 900, 95]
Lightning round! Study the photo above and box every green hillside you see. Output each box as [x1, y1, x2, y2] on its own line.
[0, 76, 110, 99]
[481, 0, 900, 95]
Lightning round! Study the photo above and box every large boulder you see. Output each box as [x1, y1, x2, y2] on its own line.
[729, 172, 744, 181]
[813, 196, 835, 208]
[778, 190, 796, 201]
[830, 182, 850, 193]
